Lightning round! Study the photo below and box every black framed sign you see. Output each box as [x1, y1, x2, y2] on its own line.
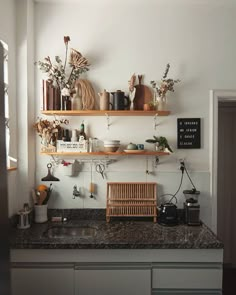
[177, 118, 201, 149]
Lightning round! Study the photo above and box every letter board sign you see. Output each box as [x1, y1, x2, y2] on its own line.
[177, 118, 201, 149]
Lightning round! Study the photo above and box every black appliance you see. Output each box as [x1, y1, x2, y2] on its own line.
[183, 189, 201, 226]
[158, 202, 178, 226]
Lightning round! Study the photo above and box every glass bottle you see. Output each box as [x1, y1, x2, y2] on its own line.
[79, 122, 86, 141]
[71, 85, 83, 110]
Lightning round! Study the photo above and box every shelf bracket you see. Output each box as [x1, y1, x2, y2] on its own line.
[153, 113, 159, 130]
[154, 156, 159, 168]
[105, 113, 111, 130]
[50, 155, 60, 166]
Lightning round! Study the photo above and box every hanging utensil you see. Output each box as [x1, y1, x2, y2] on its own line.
[89, 162, 94, 198]
[41, 163, 60, 181]
[96, 163, 105, 179]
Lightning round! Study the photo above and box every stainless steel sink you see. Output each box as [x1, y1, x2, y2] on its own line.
[44, 225, 97, 238]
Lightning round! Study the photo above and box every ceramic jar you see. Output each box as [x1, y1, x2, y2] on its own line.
[34, 204, 48, 223]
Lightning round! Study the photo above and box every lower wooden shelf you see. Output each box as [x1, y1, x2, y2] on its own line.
[40, 151, 170, 156]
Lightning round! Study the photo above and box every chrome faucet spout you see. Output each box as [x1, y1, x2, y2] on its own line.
[73, 185, 80, 198]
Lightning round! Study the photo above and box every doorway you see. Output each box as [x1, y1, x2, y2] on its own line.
[210, 90, 236, 267]
[218, 101, 236, 267]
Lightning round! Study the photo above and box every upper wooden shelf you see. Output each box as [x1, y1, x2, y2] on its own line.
[40, 151, 170, 156]
[41, 110, 170, 116]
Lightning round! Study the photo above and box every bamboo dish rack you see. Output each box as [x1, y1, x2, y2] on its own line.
[106, 182, 157, 222]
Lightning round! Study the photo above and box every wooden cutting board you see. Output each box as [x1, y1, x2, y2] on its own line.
[134, 75, 153, 110]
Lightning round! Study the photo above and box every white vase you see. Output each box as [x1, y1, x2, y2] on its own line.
[34, 204, 48, 223]
[158, 96, 167, 111]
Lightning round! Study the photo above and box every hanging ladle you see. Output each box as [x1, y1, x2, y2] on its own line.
[41, 163, 60, 181]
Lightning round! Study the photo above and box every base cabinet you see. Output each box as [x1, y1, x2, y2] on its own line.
[11, 264, 74, 295]
[11, 249, 223, 295]
[75, 264, 151, 295]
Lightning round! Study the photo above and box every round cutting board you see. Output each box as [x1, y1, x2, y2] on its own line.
[134, 75, 153, 110]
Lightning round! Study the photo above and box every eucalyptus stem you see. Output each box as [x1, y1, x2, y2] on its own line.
[64, 42, 68, 72]
[47, 57, 60, 89]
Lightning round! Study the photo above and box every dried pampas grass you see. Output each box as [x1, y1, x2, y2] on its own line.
[75, 79, 95, 110]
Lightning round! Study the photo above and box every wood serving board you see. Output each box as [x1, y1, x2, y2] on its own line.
[134, 75, 153, 110]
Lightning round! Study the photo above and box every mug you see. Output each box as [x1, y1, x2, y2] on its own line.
[137, 144, 144, 150]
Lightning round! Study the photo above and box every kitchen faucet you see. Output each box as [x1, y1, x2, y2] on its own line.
[73, 185, 80, 198]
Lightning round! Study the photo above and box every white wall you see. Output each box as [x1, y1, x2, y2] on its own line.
[0, 0, 18, 216]
[17, 0, 236, 229]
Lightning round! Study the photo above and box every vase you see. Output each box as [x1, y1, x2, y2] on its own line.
[152, 89, 159, 110]
[34, 204, 48, 223]
[157, 96, 167, 111]
[71, 85, 83, 110]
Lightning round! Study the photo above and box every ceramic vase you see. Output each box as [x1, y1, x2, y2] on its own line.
[34, 204, 48, 223]
[157, 96, 167, 111]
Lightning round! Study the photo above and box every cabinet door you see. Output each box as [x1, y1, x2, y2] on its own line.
[75, 264, 151, 295]
[11, 264, 74, 295]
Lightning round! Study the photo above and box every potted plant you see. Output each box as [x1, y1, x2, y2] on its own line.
[145, 135, 173, 152]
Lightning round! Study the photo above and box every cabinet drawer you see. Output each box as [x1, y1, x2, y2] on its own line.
[152, 265, 222, 289]
[75, 264, 151, 295]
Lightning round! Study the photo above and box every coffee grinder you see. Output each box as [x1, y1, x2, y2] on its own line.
[183, 189, 201, 226]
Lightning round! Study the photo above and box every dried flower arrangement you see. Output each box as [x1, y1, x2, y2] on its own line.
[150, 63, 180, 98]
[34, 118, 69, 148]
[35, 36, 90, 94]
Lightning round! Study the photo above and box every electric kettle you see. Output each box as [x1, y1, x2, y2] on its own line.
[158, 202, 178, 226]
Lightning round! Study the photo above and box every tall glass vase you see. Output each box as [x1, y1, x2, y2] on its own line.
[152, 88, 159, 110]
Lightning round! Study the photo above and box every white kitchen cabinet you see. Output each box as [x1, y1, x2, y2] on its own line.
[74, 264, 151, 295]
[11, 249, 223, 295]
[11, 263, 74, 295]
[152, 262, 222, 295]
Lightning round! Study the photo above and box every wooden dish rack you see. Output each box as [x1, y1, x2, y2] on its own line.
[106, 182, 157, 222]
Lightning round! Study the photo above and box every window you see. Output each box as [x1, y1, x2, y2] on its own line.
[0, 40, 16, 169]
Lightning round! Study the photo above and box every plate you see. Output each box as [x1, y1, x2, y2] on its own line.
[123, 149, 145, 153]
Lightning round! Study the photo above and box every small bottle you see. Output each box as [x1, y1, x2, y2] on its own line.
[79, 122, 87, 141]
[71, 129, 78, 142]
[63, 129, 70, 142]
[71, 85, 83, 110]
[89, 138, 93, 152]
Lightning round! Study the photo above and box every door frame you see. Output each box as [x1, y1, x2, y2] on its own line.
[210, 89, 236, 234]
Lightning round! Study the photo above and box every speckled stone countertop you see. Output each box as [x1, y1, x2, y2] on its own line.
[10, 209, 223, 250]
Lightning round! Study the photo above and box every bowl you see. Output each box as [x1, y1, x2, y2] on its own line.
[104, 146, 119, 152]
[104, 144, 120, 147]
[104, 140, 120, 145]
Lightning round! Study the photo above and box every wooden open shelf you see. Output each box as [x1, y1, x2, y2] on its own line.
[40, 151, 170, 156]
[41, 110, 170, 116]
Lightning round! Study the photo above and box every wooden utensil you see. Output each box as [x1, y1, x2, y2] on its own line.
[37, 190, 47, 205]
[134, 75, 153, 110]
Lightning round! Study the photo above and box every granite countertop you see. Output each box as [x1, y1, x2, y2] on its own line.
[10, 209, 223, 250]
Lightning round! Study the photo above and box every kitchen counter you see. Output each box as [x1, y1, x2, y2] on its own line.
[10, 210, 223, 250]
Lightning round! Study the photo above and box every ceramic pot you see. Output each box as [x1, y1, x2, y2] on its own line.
[34, 204, 48, 223]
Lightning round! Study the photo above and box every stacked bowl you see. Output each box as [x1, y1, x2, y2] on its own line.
[104, 140, 120, 152]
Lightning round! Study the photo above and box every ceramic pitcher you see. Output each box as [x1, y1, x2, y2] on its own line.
[110, 90, 129, 110]
[98, 89, 110, 110]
